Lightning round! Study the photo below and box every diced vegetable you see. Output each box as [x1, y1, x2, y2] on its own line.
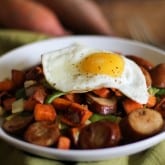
[57, 136, 71, 150]
[148, 87, 165, 96]
[148, 87, 160, 95]
[111, 88, 123, 97]
[3, 97, 16, 111]
[122, 98, 143, 114]
[24, 98, 37, 111]
[69, 127, 80, 146]
[156, 88, 165, 96]
[25, 85, 37, 97]
[63, 93, 83, 103]
[92, 88, 111, 98]
[0, 79, 14, 91]
[15, 88, 26, 99]
[12, 69, 25, 87]
[60, 102, 93, 126]
[24, 80, 37, 88]
[58, 122, 68, 130]
[146, 95, 157, 108]
[34, 103, 56, 122]
[12, 98, 24, 114]
[90, 113, 121, 123]
[31, 86, 47, 104]
[52, 98, 71, 111]
[45, 90, 66, 104]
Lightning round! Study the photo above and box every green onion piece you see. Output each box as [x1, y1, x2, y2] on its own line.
[148, 87, 165, 96]
[41, 79, 53, 89]
[12, 98, 24, 114]
[148, 87, 160, 95]
[45, 91, 66, 104]
[59, 122, 68, 130]
[24, 80, 36, 88]
[156, 88, 165, 96]
[5, 114, 16, 121]
[90, 113, 121, 123]
[15, 88, 26, 99]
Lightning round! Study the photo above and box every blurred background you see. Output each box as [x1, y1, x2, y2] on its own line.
[0, 0, 164, 54]
[95, 0, 165, 49]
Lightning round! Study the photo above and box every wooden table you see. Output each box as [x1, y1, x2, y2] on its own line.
[96, 0, 165, 49]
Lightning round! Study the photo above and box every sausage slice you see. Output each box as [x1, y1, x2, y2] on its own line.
[150, 63, 165, 88]
[86, 93, 117, 115]
[78, 120, 121, 149]
[120, 108, 164, 142]
[2, 112, 33, 134]
[126, 55, 154, 70]
[24, 121, 60, 146]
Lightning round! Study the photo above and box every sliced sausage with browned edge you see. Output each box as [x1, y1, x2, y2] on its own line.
[2, 112, 33, 134]
[86, 93, 117, 115]
[78, 120, 121, 149]
[120, 108, 164, 142]
[150, 63, 165, 88]
[126, 55, 154, 70]
[24, 121, 60, 146]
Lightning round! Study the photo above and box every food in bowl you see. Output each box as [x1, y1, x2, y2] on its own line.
[0, 43, 165, 150]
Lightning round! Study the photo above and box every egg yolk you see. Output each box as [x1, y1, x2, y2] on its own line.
[79, 52, 124, 77]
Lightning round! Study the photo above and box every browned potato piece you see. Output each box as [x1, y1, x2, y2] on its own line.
[24, 121, 60, 146]
[126, 55, 154, 70]
[86, 93, 117, 115]
[120, 108, 164, 142]
[78, 120, 121, 149]
[150, 63, 165, 88]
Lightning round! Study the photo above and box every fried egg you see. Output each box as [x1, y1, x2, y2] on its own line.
[42, 43, 149, 104]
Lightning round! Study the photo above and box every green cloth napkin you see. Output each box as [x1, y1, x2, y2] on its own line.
[0, 29, 165, 165]
[0, 29, 49, 55]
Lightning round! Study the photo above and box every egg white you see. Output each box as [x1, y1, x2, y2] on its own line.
[42, 43, 149, 104]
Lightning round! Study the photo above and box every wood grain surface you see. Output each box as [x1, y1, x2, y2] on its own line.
[95, 0, 165, 49]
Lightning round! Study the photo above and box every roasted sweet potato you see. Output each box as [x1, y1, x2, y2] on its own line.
[0, 0, 67, 36]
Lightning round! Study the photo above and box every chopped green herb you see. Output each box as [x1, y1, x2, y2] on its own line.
[15, 88, 26, 99]
[90, 113, 121, 123]
[148, 87, 165, 96]
[45, 90, 66, 104]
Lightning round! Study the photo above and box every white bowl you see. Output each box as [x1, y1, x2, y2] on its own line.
[0, 36, 165, 161]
